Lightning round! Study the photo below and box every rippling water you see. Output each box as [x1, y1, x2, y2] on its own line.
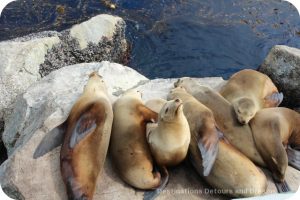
[1, 0, 300, 78]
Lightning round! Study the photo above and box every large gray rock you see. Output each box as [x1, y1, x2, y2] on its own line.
[0, 36, 60, 121]
[259, 45, 300, 107]
[0, 14, 127, 131]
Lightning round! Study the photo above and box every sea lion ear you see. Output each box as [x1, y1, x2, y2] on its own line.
[174, 79, 180, 87]
[264, 92, 284, 107]
[33, 122, 67, 159]
[70, 112, 97, 148]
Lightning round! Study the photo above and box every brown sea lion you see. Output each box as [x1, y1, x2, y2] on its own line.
[174, 77, 265, 167]
[190, 138, 267, 197]
[34, 72, 114, 200]
[147, 91, 267, 198]
[110, 89, 166, 190]
[250, 107, 300, 192]
[147, 98, 191, 167]
[167, 86, 220, 176]
[219, 69, 283, 124]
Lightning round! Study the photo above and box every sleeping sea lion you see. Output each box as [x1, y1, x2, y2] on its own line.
[34, 72, 113, 200]
[250, 107, 300, 192]
[110, 89, 167, 191]
[219, 69, 283, 124]
[174, 77, 265, 166]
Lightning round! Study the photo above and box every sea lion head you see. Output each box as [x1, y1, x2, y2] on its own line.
[85, 71, 107, 93]
[174, 77, 193, 88]
[233, 97, 256, 125]
[122, 89, 142, 99]
[167, 86, 186, 100]
[159, 99, 183, 122]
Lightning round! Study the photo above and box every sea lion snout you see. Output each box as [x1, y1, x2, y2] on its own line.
[89, 71, 102, 78]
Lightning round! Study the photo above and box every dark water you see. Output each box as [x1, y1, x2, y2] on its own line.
[1, 0, 300, 79]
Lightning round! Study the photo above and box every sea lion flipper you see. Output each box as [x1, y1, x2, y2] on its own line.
[275, 180, 291, 193]
[287, 145, 300, 170]
[264, 92, 284, 107]
[139, 105, 158, 123]
[143, 166, 169, 200]
[197, 129, 220, 176]
[33, 122, 66, 159]
[69, 111, 98, 148]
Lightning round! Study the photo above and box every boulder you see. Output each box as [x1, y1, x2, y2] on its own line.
[0, 14, 127, 128]
[259, 45, 300, 108]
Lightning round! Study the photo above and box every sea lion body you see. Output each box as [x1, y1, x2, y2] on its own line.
[190, 138, 267, 197]
[60, 72, 113, 200]
[167, 87, 219, 176]
[220, 69, 282, 124]
[250, 107, 300, 182]
[147, 98, 190, 167]
[174, 78, 265, 166]
[110, 89, 161, 190]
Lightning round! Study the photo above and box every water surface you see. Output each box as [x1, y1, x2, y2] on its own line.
[1, 0, 299, 78]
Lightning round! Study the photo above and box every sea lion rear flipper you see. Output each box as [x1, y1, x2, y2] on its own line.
[33, 122, 66, 159]
[143, 166, 169, 200]
[198, 128, 221, 176]
[264, 92, 284, 107]
[275, 180, 291, 193]
[287, 145, 300, 171]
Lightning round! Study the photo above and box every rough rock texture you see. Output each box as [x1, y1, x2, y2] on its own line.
[0, 36, 60, 122]
[39, 14, 127, 77]
[259, 45, 300, 107]
[0, 14, 127, 129]
[0, 62, 299, 200]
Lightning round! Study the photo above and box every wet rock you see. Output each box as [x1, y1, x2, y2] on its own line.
[39, 14, 127, 77]
[0, 14, 127, 130]
[259, 45, 300, 107]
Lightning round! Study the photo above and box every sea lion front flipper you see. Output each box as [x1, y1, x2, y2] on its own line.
[33, 122, 66, 159]
[264, 92, 284, 107]
[139, 105, 158, 123]
[198, 128, 221, 176]
[69, 110, 98, 148]
[143, 166, 169, 200]
[275, 180, 291, 193]
[287, 145, 300, 171]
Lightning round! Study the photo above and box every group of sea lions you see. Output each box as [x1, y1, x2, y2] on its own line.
[33, 69, 300, 200]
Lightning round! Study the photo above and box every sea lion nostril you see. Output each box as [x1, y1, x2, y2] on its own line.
[175, 99, 180, 103]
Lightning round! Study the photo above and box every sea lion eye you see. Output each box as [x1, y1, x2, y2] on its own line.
[165, 108, 169, 114]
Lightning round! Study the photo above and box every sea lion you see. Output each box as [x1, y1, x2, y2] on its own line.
[34, 72, 113, 200]
[110, 89, 167, 190]
[174, 77, 265, 167]
[167, 86, 220, 176]
[147, 98, 191, 167]
[250, 107, 300, 191]
[190, 137, 267, 198]
[219, 69, 283, 124]
[146, 92, 267, 198]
